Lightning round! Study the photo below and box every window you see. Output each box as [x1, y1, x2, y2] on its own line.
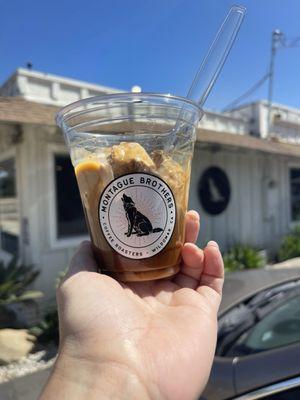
[54, 155, 87, 238]
[0, 158, 16, 198]
[226, 294, 300, 356]
[290, 168, 300, 221]
[0, 231, 18, 255]
[0, 158, 19, 255]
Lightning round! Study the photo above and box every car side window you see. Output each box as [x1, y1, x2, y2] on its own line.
[226, 295, 300, 356]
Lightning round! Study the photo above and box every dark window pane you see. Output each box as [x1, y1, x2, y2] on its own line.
[290, 169, 300, 221]
[262, 385, 300, 399]
[0, 231, 18, 255]
[55, 155, 87, 238]
[0, 158, 16, 198]
[0, 158, 19, 255]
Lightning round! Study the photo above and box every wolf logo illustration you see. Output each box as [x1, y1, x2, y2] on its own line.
[121, 193, 163, 237]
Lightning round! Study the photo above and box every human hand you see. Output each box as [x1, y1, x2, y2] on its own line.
[41, 211, 224, 400]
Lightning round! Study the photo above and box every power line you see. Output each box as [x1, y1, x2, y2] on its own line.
[222, 31, 300, 113]
[281, 35, 300, 48]
[222, 72, 269, 112]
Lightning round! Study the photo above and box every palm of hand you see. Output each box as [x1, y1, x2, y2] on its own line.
[58, 212, 224, 400]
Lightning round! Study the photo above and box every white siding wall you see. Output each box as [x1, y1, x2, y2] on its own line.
[18, 125, 80, 304]
[189, 145, 291, 254]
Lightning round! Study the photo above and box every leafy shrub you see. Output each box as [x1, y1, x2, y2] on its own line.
[55, 268, 67, 289]
[30, 308, 59, 345]
[223, 244, 265, 272]
[30, 268, 66, 345]
[278, 226, 300, 262]
[0, 258, 42, 305]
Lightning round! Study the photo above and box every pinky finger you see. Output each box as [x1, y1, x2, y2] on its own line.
[184, 210, 200, 244]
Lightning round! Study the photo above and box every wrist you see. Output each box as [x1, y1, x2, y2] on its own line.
[40, 347, 154, 400]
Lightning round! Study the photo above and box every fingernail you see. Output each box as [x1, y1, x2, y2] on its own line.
[188, 210, 199, 221]
[207, 240, 219, 248]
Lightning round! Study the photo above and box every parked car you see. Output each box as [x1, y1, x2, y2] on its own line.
[201, 268, 300, 400]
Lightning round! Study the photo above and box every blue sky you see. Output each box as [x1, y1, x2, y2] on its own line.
[1, 0, 300, 110]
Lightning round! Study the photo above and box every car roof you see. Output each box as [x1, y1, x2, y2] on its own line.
[219, 267, 300, 314]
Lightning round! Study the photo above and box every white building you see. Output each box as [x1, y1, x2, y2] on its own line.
[191, 101, 300, 253]
[1, 68, 300, 299]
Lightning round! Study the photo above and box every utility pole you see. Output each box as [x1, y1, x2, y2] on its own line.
[267, 30, 283, 136]
[224, 30, 300, 116]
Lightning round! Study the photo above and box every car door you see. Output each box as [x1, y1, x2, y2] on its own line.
[200, 357, 235, 400]
[234, 343, 300, 396]
[229, 291, 300, 395]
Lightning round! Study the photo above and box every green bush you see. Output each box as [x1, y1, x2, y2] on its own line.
[30, 308, 59, 345]
[30, 268, 66, 345]
[0, 257, 42, 305]
[278, 226, 300, 262]
[223, 244, 265, 272]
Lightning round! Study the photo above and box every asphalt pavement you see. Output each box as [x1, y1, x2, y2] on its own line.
[220, 266, 300, 311]
[0, 369, 51, 400]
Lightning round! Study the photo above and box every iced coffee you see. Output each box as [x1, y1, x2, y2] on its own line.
[56, 93, 202, 281]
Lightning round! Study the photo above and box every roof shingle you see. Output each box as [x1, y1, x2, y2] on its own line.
[0, 96, 59, 126]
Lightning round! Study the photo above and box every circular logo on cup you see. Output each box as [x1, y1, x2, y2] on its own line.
[99, 173, 176, 259]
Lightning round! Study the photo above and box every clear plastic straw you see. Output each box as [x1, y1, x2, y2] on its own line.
[187, 5, 246, 107]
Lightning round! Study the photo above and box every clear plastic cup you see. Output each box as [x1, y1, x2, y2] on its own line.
[56, 93, 203, 281]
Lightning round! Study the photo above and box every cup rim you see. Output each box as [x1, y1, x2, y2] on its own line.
[56, 92, 202, 129]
